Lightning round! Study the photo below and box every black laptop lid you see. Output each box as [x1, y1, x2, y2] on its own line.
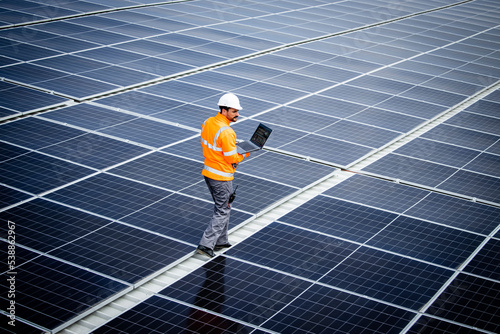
[250, 123, 273, 148]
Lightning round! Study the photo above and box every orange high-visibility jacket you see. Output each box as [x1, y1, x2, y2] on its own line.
[201, 113, 248, 181]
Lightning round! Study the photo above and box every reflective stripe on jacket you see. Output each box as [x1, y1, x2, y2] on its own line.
[201, 113, 248, 181]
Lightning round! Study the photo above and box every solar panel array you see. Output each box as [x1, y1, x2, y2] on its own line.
[1, 0, 499, 333]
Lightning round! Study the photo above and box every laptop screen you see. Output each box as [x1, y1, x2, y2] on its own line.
[250, 123, 272, 148]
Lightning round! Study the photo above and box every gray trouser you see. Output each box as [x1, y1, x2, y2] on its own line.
[199, 176, 233, 249]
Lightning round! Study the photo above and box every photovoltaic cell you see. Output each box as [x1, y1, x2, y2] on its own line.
[108, 152, 203, 191]
[255, 106, 340, 133]
[96, 91, 182, 115]
[348, 106, 423, 133]
[120, 193, 252, 245]
[49, 222, 193, 284]
[366, 216, 485, 268]
[226, 222, 359, 280]
[324, 174, 429, 213]
[159, 256, 312, 327]
[99, 118, 197, 148]
[45, 173, 173, 220]
[0, 198, 110, 252]
[317, 120, 400, 148]
[445, 112, 500, 136]
[393, 138, 481, 168]
[319, 246, 453, 309]
[0, 255, 128, 332]
[376, 96, 447, 119]
[181, 173, 297, 214]
[438, 170, 500, 204]
[0, 117, 86, 150]
[237, 151, 335, 188]
[0, 185, 31, 209]
[280, 195, 398, 243]
[426, 274, 500, 333]
[422, 124, 499, 151]
[0, 152, 94, 194]
[408, 316, 484, 334]
[39, 133, 150, 170]
[363, 154, 458, 188]
[279, 134, 373, 166]
[464, 238, 500, 280]
[463, 152, 500, 177]
[263, 283, 415, 334]
[405, 192, 500, 235]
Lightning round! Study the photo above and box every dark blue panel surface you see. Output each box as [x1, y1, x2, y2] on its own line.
[422, 124, 499, 151]
[367, 216, 485, 268]
[141, 81, 219, 103]
[75, 46, 146, 65]
[93, 295, 253, 333]
[466, 100, 500, 118]
[226, 222, 359, 280]
[113, 39, 180, 56]
[153, 103, 214, 128]
[237, 151, 334, 188]
[0, 117, 85, 150]
[100, 118, 196, 148]
[39, 74, 119, 100]
[0, 152, 94, 194]
[215, 62, 285, 81]
[376, 96, 447, 119]
[161, 137, 203, 162]
[280, 195, 398, 243]
[264, 72, 333, 92]
[347, 75, 415, 95]
[445, 112, 500, 136]
[0, 42, 61, 61]
[427, 274, 499, 333]
[159, 256, 312, 326]
[50, 222, 193, 283]
[0, 198, 110, 252]
[40, 133, 149, 169]
[438, 170, 500, 204]
[280, 134, 372, 166]
[32, 35, 100, 53]
[408, 316, 484, 334]
[108, 152, 203, 191]
[464, 153, 500, 177]
[231, 119, 305, 148]
[317, 120, 400, 148]
[0, 63, 67, 84]
[405, 192, 500, 235]
[181, 173, 297, 214]
[290, 95, 368, 118]
[255, 106, 340, 132]
[321, 85, 392, 105]
[45, 173, 173, 220]
[96, 91, 182, 115]
[121, 193, 252, 245]
[0, 85, 67, 113]
[34, 54, 109, 73]
[0, 255, 128, 331]
[0, 185, 31, 209]
[363, 154, 458, 187]
[464, 238, 500, 280]
[319, 246, 453, 309]
[324, 174, 429, 213]
[264, 283, 415, 334]
[0, 142, 29, 162]
[233, 82, 307, 105]
[294, 63, 359, 82]
[40, 104, 134, 131]
[80, 65, 159, 87]
[394, 138, 480, 168]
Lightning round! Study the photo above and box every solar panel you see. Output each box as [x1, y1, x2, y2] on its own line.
[120, 193, 252, 245]
[1, 0, 499, 332]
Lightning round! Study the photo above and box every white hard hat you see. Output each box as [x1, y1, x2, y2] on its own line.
[217, 93, 242, 110]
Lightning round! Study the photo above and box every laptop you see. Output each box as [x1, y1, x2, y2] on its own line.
[236, 123, 273, 154]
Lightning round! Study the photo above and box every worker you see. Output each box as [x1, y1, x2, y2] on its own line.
[196, 93, 250, 258]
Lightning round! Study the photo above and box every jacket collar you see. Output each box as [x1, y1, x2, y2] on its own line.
[215, 112, 231, 126]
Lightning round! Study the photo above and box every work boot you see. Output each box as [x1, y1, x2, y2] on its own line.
[196, 245, 215, 258]
[214, 243, 232, 251]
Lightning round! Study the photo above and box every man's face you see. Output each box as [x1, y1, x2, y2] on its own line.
[222, 107, 239, 122]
